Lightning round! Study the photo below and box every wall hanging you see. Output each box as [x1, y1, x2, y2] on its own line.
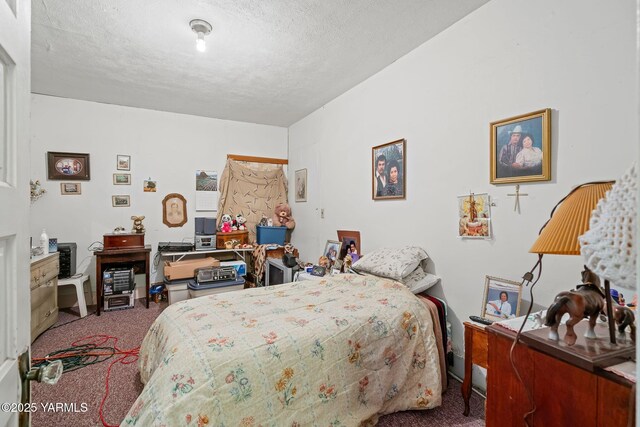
[372, 138, 405, 200]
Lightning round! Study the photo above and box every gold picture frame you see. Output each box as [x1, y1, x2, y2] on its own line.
[490, 109, 551, 184]
[372, 138, 405, 200]
[480, 276, 523, 321]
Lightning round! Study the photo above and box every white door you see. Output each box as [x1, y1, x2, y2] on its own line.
[0, 0, 31, 426]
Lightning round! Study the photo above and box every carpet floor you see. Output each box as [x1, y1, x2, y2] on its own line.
[31, 300, 485, 427]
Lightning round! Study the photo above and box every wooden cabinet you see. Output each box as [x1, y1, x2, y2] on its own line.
[30, 252, 59, 343]
[486, 325, 635, 427]
[216, 230, 249, 249]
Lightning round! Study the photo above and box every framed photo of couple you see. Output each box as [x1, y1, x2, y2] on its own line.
[490, 108, 551, 184]
[372, 139, 405, 200]
[480, 276, 522, 321]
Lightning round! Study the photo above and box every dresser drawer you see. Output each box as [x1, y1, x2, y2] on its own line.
[30, 258, 59, 289]
[31, 278, 57, 308]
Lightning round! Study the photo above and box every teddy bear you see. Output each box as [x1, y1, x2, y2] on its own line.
[236, 214, 247, 231]
[272, 202, 295, 229]
[131, 216, 145, 234]
[220, 214, 233, 233]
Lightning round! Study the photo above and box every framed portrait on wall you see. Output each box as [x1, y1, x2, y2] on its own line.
[490, 109, 551, 184]
[295, 169, 307, 202]
[372, 138, 405, 200]
[162, 193, 187, 228]
[113, 173, 131, 185]
[47, 152, 91, 180]
[480, 276, 522, 321]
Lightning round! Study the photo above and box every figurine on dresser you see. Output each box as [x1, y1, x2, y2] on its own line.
[544, 266, 605, 345]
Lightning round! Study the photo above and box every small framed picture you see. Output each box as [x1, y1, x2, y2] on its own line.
[113, 173, 131, 185]
[60, 183, 81, 195]
[117, 155, 131, 171]
[47, 152, 90, 181]
[143, 180, 157, 192]
[323, 240, 342, 264]
[457, 193, 491, 239]
[337, 230, 361, 261]
[112, 195, 131, 207]
[481, 276, 522, 321]
[162, 193, 187, 227]
[490, 108, 551, 184]
[372, 138, 405, 200]
[295, 169, 307, 202]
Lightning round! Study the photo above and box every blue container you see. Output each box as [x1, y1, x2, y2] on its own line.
[256, 225, 287, 245]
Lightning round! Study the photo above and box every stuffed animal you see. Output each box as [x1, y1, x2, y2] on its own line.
[220, 214, 233, 233]
[131, 216, 145, 234]
[236, 214, 247, 231]
[272, 202, 296, 229]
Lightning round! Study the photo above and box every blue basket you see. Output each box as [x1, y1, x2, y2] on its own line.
[256, 225, 287, 245]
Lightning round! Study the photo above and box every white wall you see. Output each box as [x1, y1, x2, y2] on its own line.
[288, 0, 638, 382]
[30, 94, 287, 303]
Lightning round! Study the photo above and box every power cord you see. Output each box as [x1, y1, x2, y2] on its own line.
[32, 334, 139, 427]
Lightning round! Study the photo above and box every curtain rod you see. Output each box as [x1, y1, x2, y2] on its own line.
[227, 154, 288, 165]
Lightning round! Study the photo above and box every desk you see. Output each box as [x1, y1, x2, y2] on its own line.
[94, 245, 151, 316]
[461, 321, 488, 416]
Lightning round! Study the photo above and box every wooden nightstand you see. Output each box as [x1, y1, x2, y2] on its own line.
[461, 321, 489, 416]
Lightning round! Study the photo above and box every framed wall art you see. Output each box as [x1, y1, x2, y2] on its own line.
[480, 276, 522, 321]
[113, 173, 131, 185]
[60, 183, 81, 195]
[112, 195, 130, 207]
[162, 193, 187, 228]
[372, 138, 405, 200]
[47, 152, 90, 181]
[117, 154, 131, 171]
[490, 108, 551, 184]
[295, 169, 307, 202]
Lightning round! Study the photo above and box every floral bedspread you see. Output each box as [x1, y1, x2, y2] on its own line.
[122, 274, 442, 427]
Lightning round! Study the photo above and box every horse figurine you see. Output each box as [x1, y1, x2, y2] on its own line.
[544, 266, 605, 346]
[613, 305, 636, 343]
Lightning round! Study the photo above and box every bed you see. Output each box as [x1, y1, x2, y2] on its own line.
[122, 272, 445, 426]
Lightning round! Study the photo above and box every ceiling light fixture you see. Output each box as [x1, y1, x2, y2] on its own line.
[190, 19, 212, 52]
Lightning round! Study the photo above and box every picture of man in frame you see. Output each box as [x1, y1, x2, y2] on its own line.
[495, 116, 545, 180]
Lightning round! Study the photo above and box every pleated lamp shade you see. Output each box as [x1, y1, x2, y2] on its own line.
[529, 182, 613, 255]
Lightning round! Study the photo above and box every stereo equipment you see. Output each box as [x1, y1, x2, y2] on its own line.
[102, 267, 135, 295]
[104, 293, 135, 311]
[195, 217, 216, 235]
[158, 242, 194, 253]
[194, 266, 237, 284]
[57, 242, 77, 279]
[103, 233, 145, 250]
[195, 235, 215, 251]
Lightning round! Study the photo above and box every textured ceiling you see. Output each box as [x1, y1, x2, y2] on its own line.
[32, 0, 488, 127]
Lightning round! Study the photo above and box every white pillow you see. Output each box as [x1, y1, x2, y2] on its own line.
[352, 246, 429, 280]
[402, 269, 441, 294]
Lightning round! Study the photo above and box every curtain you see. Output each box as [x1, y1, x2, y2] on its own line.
[218, 159, 288, 242]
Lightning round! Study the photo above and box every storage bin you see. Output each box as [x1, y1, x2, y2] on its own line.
[256, 225, 287, 245]
[187, 278, 246, 298]
[164, 278, 190, 305]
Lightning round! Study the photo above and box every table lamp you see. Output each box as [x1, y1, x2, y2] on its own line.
[521, 180, 635, 370]
[529, 182, 615, 340]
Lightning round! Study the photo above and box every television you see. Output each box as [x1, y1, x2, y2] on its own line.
[265, 258, 295, 286]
